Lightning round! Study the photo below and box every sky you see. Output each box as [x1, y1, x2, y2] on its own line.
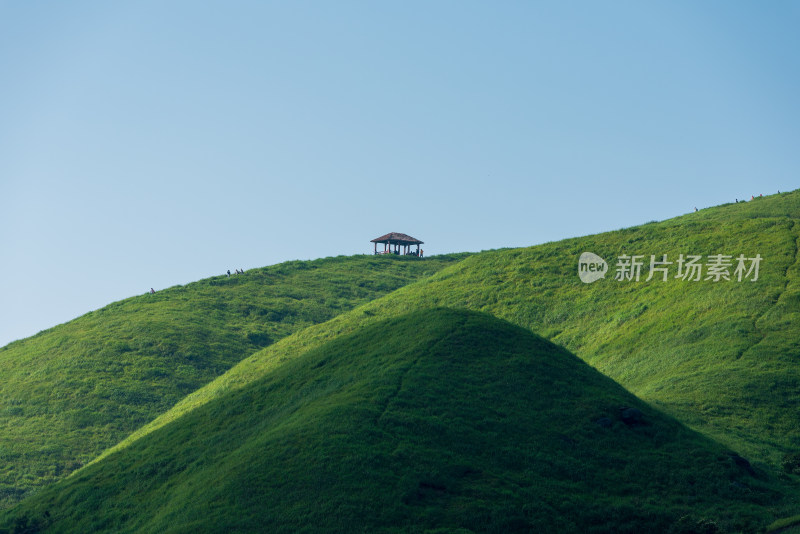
[1, 1, 799, 347]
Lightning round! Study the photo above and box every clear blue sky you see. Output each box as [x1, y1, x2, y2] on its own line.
[1, 1, 798, 347]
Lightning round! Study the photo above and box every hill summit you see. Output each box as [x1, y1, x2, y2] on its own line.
[1, 309, 781, 533]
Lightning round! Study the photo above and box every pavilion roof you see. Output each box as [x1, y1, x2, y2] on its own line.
[370, 232, 424, 245]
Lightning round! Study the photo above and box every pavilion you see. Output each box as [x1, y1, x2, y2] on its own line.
[371, 232, 424, 256]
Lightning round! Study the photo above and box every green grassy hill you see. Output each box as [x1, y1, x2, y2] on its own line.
[3, 191, 799, 532]
[1, 309, 788, 533]
[0, 254, 464, 507]
[104, 191, 799, 471]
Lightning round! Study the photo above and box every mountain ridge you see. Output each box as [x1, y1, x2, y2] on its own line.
[98, 191, 800, 468]
[2, 191, 799, 531]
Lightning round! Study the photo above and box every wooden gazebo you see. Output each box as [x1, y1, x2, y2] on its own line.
[371, 232, 424, 256]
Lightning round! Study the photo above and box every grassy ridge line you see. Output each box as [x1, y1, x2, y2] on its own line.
[8, 309, 791, 533]
[94, 190, 800, 468]
[0, 254, 466, 507]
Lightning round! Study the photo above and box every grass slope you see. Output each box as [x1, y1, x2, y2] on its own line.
[1, 309, 786, 533]
[0, 254, 464, 507]
[104, 190, 800, 472]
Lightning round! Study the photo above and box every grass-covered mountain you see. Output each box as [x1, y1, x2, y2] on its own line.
[106, 191, 799, 469]
[2, 309, 788, 533]
[0, 254, 465, 507]
[2, 190, 799, 532]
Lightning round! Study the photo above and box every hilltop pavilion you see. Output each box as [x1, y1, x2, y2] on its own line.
[371, 232, 424, 256]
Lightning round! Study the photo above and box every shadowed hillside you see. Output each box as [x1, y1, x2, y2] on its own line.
[1, 309, 787, 533]
[0, 254, 465, 507]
